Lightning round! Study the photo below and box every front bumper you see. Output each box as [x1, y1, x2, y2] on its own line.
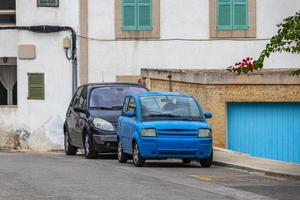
[91, 127, 117, 152]
[137, 137, 212, 159]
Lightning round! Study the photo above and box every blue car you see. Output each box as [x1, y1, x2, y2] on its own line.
[117, 92, 213, 167]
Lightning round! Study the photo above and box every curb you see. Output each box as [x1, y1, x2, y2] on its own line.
[213, 160, 300, 180]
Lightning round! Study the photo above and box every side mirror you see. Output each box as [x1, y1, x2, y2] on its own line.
[74, 107, 85, 114]
[124, 111, 136, 117]
[204, 112, 213, 119]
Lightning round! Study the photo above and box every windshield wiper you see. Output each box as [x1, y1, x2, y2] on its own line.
[90, 106, 115, 110]
[111, 105, 123, 110]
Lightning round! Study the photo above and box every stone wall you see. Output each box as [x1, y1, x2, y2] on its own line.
[141, 69, 300, 148]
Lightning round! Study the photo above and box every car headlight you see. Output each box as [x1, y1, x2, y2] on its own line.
[141, 129, 156, 137]
[93, 118, 114, 131]
[198, 129, 212, 138]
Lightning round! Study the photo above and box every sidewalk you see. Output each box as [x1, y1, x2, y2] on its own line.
[213, 147, 300, 180]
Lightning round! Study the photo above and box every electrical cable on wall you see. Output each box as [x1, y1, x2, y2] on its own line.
[76, 34, 271, 42]
[0, 25, 78, 93]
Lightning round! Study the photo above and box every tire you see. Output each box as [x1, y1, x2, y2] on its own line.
[64, 129, 77, 155]
[182, 159, 191, 164]
[200, 149, 213, 168]
[83, 133, 98, 159]
[133, 142, 145, 167]
[118, 141, 128, 163]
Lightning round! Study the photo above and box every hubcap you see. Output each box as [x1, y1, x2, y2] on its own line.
[133, 143, 139, 164]
[118, 143, 122, 160]
[85, 135, 90, 155]
[65, 133, 69, 150]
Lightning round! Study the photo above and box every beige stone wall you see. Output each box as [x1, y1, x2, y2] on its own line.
[150, 79, 300, 148]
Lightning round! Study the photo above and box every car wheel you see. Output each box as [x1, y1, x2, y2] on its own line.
[182, 159, 191, 164]
[83, 134, 98, 159]
[133, 142, 145, 167]
[118, 141, 128, 163]
[200, 149, 213, 168]
[64, 130, 77, 155]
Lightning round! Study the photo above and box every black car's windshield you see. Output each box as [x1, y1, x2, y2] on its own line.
[90, 86, 147, 110]
[140, 95, 204, 121]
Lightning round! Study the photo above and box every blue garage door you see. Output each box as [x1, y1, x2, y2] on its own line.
[228, 103, 300, 164]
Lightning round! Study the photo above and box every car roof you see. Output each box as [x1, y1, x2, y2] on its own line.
[80, 82, 148, 89]
[131, 91, 193, 98]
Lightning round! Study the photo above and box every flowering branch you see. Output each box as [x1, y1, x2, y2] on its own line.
[227, 11, 300, 76]
[227, 57, 258, 75]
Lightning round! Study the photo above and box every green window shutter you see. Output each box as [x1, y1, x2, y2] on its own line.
[217, 0, 232, 30]
[233, 0, 248, 29]
[137, 0, 152, 31]
[28, 73, 44, 100]
[122, 0, 137, 31]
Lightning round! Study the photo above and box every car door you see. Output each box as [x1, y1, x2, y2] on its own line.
[73, 86, 88, 147]
[66, 87, 83, 146]
[119, 96, 129, 142]
[123, 97, 138, 154]
[119, 97, 130, 153]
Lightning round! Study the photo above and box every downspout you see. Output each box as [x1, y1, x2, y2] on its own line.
[0, 25, 78, 93]
[167, 74, 173, 92]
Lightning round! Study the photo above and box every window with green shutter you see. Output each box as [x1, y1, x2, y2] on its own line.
[217, 0, 248, 30]
[37, 0, 59, 7]
[28, 73, 44, 100]
[122, 0, 152, 31]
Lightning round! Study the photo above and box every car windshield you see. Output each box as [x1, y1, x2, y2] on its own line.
[90, 86, 147, 110]
[140, 95, 204, 121]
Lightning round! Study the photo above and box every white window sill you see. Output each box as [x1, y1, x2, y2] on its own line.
[0, 105, 18, 109]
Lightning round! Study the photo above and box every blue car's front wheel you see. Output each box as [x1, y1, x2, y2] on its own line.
[118, 142, 128, 163]
[133, 142, 145, 167]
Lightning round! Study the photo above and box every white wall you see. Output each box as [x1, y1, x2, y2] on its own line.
[88, 0, 300, 82]
[0, 0, 80, 150]
[0, 30, 17, 56]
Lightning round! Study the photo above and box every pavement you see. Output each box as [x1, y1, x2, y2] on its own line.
[213, 147, 300, 180]
[0, 151, 300, 200]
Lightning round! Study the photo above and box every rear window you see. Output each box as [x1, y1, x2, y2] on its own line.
[89, 86, 147, 109]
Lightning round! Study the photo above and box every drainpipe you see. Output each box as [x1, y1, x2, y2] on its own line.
[167, 74, 173, 92]
[72, 59, 77, 94]
[0, 25, 78, 93]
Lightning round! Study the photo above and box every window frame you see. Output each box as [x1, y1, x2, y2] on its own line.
[122, 0, 153, 31]
[216, 0, 248, 30]
[78, 87, 88, 109]
[123, 97, 137, 119]
[71, 87, 83, 107]
[122, 97, 130, 113]
[115, 0, 160, 39]
[37, 0, 59, 7]
[209, 0, 256, 38]
[27, 73, 45, 100]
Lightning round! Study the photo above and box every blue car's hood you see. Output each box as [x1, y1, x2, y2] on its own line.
[140, 120, 210, 130]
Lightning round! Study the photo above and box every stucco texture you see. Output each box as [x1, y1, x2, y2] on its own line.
[148, 79, 300, 148]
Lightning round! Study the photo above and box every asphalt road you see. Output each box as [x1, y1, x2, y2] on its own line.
[0, 152, 299, 200]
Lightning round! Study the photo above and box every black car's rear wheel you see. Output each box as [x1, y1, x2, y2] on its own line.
[83, 134, 98, 159]
[64, 130, 77, 155]
[200, 149, 213, 168]
[133, 142, 145, 167]
[118, 141, 128, 163]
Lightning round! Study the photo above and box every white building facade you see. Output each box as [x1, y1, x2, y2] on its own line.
[0, 0, 299, 150]
[0, 0, 79, 149]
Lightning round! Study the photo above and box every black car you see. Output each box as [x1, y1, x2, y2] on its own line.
[63, 83, 148, 159]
